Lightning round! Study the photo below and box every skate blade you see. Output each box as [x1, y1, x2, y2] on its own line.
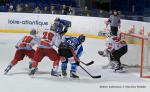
[51, 74, 61, 77]
[70, 77, 80, 80]
[114, 69, 126, 73]
[62, 74, 68, 78]
[62, 75, 79, 80]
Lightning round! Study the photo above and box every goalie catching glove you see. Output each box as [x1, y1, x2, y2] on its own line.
[98, 51, 104, 56]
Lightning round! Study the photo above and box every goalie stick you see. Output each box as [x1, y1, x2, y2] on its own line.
[80, 61, 94, 66]
[79, 65, 101, 79]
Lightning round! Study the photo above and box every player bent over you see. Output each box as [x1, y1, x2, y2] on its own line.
[98, 36, 120, 69]
[58, 34, 85, 78]
[98, 36, 128, 72]
[4, 29, 40, 74]
[29, 18, 71, 76]
[111, 40, 128, 72]
[29, 31, 60, 76]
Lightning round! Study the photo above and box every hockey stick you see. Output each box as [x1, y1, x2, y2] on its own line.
[80, 61, 94, 66]
[79, 65, 101, 79]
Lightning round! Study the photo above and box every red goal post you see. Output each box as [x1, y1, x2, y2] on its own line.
[119, 32, 150, 78]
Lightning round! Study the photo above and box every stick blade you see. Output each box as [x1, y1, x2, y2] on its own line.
[86, 61, 94, 66]
[92, 75, 101, 79]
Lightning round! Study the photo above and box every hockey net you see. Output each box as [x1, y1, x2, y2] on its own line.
[120, 32, 150, 78]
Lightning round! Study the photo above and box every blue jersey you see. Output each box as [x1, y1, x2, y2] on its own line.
[50, 22, 63, 33]
[59, 19, 71, 27]
[51, 19, 71, 33]
[63, 36, 83, 59]
[64, 37, 81, 51]
[76, 45, 83, 59]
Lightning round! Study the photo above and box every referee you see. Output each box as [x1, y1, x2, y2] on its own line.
[106, 10, 121, 36]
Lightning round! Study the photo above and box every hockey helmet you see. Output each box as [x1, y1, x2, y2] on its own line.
[78, 34, 85, 43]
[54, 17, 60, 22]
[30, 29, 37, 35]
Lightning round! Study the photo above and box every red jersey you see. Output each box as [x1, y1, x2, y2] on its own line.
[39, 31, 54, 47]
[18, 35, 33, 48]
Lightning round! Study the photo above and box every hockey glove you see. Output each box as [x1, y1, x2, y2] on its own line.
[15, 45, 19, 49]
[98, 51, 104, 56]
[76, 61, 80, 66]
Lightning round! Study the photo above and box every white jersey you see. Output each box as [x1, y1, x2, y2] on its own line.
[51, 32, 63, 48]
[38, 31, 63, 49]
[105, 36, 116, 47]
[105, 36, 119, 51]
[107, 40, 127, 52]
[105, 36, 126, 52]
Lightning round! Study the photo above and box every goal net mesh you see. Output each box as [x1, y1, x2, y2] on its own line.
[120, 32, 150, 78]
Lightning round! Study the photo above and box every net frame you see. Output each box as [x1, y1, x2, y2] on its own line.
[120, 32, 150, 78]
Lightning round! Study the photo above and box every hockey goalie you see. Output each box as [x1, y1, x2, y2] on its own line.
[98, 35, 128, 72]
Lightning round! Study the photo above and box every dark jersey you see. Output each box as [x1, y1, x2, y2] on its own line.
[63, 37, 81, 51]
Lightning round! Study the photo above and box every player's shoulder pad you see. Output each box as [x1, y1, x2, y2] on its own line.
[60, 19, 71, 26]
[119, 40, 127, 44]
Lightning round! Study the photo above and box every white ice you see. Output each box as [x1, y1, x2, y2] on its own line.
[0, 33, 150, 92]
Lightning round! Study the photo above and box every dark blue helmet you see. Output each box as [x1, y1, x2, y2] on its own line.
[54, 17, 60, 22]
[78, 34, 85, 43]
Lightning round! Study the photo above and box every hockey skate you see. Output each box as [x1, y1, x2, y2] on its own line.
[4, 64, 13, 75]
[29, 68, 38, 75]
[51, 69, 61, 77]
[70, 71, 79, 79]
[114, 65, 126, 73]
[62, 70, 67, 77]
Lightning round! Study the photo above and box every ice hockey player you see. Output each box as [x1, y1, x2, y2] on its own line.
[4, 29, 40, 74]
[58, 34, 85, 78]
[50, 17, 71, 37]
[111, 39, 128, 72]
[29, 18, 71, 76]
[98, 35, 128, 72]
[98, 35, 120, 69]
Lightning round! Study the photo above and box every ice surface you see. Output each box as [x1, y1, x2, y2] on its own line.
[0, 33, 150, 92]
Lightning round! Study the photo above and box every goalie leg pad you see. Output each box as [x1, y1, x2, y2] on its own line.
[102, 60, 118, 69]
